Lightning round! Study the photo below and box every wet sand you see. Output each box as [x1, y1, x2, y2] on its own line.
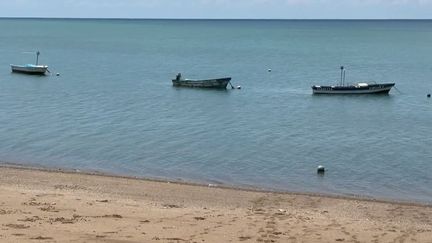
[0, 166, 431, 242]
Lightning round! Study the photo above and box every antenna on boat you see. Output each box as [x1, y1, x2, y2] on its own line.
[343, 68, 346, 86]
[36, 51, 40, 65]
[340, 66, 344, 86]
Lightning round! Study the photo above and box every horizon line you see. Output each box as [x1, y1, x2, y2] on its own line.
[1, 17, 432, 21]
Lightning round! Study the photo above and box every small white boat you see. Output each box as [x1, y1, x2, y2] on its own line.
[10, 51, 49, 75]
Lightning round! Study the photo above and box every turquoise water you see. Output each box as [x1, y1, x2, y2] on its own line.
[0, 19, 431, 203]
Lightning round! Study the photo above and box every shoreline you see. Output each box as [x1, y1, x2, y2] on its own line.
[1, 162, 431, 208]
[1, 165, 432, 242]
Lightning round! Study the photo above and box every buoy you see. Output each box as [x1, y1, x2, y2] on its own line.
[236, 86, 241, 89]
[268, 69, 272, 72]
[56, 73, 60, 76]
[317, 165, 325, 174]
[427, 94, 431, 98]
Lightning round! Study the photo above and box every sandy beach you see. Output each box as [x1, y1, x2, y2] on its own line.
[0, 166, 431, 242]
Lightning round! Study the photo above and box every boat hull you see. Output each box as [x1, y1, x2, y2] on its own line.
[172, 77, 231, 89]
[11, 64, 48, 75]
[312, 83, 395, 94]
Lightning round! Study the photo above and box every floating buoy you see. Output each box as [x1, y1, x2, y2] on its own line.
[268, 69, 272, 72]
[317, 165, 325, 174]
[236, 86, 241, 89]
[427, 94, 431, 98]
[56, 73, 60, 76]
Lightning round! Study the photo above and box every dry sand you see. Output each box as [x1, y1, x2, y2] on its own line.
[0, 166, 431, 243]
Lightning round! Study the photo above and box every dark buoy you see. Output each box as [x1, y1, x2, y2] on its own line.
[428, 94, 431, 98]
[268, 69, 272, 72]
[56, 73, 60, 76]
[236, 85, 241, 89]
[317, 165, 325, 174]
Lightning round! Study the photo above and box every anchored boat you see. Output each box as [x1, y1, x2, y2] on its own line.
[11, 64, 49, 75]
[312, 66, 395, 94]
[11, 51, 49, 75]
[172, 73, 232, 89]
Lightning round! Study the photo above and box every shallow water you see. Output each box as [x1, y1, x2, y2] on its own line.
[0, 19, 431, 202]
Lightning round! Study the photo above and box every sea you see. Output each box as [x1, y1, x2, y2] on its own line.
[0, 18, 431, 203]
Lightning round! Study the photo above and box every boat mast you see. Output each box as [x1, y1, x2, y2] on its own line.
[340, 66, 344, 86]
[343, 68, 346, 86]
[36, 51, 40, 65]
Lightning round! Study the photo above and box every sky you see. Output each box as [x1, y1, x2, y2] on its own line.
[0, 0, 432, 19]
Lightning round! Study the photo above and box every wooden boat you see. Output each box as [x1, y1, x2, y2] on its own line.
[11, 51, 49, 75]
[172, 73, 232, 89]
[312, 66, 395, 94]
[11, 64, 49, 75]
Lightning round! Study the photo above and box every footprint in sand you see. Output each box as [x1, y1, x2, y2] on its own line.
[238, 236, 252, 241]
[18, 216, 42, 222]
[39, 205, 59, 212]
[99, 214, 123, 219]
[165, 237, 186, 241]
[0, 209, 14, 215]
[4, 224, 30, 229]
[162, 204, 182, 209]
[30, 236, 53, 240]
[342, 230, 350, 236]
[50, 216, 80, 224]
[35, 193, 63, 197]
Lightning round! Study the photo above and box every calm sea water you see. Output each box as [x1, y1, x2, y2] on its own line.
[0, 19, 431, 203]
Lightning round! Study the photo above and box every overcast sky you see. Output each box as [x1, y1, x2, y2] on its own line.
[1, 0, 431, 19]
